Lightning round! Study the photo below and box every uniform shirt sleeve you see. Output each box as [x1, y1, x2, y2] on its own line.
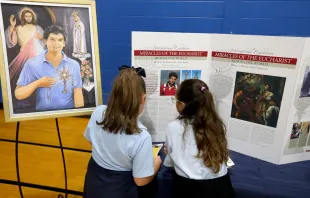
[17, 61, 37, 87]
[84, 105, 105, 143]
[84, 112, 94, 142]
[163, 127, 174, 167]
[132, 135, 154, 178]
[84, 124, 91, 142]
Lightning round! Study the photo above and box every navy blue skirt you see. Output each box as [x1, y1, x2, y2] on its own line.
[83, 157, 157, 198]
[173, 172, 235, 198]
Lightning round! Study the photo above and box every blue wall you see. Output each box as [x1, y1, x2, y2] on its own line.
[1, 0, 310, 104]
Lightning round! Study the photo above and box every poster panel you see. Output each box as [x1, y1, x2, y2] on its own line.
[280, 38, 310, 164]
[210, 34, 305, 164]
[132, 31, 309, 164]
[132, 31, 211, 142]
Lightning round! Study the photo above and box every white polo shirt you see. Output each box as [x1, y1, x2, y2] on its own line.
[164, 120, 228, 180]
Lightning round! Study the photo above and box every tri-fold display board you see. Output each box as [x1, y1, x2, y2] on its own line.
[132, 31, 310, 165]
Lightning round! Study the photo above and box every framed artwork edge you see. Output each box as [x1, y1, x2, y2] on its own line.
[5, 109, 96, 122]
[0, 0, 94, 5]
[0, 0, 102, 123]
[91, 0, 103, 107]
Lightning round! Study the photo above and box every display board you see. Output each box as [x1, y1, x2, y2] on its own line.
[132, 31, 310, 164]
[0, 0, 102, 122]
[133, 32, 210, 141]
[281, 38, 310, 164]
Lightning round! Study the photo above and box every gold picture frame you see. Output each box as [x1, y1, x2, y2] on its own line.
[0, 0, 102, 122]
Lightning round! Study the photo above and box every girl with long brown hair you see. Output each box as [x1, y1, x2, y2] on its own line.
[83, 66, 162, 198]
[164, 79, 235, 198]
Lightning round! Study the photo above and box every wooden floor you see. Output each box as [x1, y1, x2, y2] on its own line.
[0, 110, 92, 197]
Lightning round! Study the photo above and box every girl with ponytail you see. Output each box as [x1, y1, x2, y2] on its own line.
[83, 66, 162, 198]
[164, 79, 235, 198]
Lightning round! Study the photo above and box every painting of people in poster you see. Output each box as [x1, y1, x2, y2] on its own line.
[231, 71, 286, 128]
[0, 0, 102, 122]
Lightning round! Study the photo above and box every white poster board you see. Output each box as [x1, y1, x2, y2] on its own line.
[132, 31, 310, 165]
[280, 38, 310, 164]
[132, 32, 211, 141]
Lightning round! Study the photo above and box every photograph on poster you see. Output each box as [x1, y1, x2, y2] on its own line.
[288, 122, 310, 148]
[300, 66, 310, 98]
[0, 0, 101, 122]
[180, 70, 201, 82]
[191, 70, 201, 80]
[159, 70, 180, 96]
[181, 70, 191, 81]
[231, 71, 286, 128]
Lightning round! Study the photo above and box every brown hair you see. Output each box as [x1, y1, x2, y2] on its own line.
[21, 10, 36, 26]
[176, 79, 229, 173]
[97, 68, 146, 135]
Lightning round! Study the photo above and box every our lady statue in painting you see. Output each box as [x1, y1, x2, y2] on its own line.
[72, 10, 89, 58]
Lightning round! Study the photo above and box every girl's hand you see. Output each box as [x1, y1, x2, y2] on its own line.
[163, 143, 168, 155]
[154, 155, 162, 172]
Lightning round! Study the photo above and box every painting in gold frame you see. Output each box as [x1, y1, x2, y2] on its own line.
[0, 0, 102, 122]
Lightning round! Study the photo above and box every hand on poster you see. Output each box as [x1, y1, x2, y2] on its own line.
[163, 143, 168, 155]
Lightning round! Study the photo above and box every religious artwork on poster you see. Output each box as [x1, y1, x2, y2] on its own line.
[288, 122, 310, 147]
[231, 71, 286, 128]
[0, 0, 102, 122]
[300, 66, 310, 98]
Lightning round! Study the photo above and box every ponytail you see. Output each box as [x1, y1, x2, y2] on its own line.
[97, 68, 146, 135]
[177, 79, 229, 173]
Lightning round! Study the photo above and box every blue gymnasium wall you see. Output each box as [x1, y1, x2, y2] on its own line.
[1, 0, 310, 104]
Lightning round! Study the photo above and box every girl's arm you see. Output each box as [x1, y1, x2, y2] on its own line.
[163, 143, 168, 155]
[134, 156, 162, 186]
[163, 130, 174, 167]
[132, 135, 162, 186]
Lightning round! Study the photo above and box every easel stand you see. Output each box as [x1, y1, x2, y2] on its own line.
[15, 118, 68, 198]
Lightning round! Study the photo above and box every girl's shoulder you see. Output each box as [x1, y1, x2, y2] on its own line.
[94, 105, 107, 112]
[92, 105, 107, 115]
[166, 119, 184, 136]
[88, 105, 107, 123]
[136, 121, 151, 138]
[167, 119, 182, 128]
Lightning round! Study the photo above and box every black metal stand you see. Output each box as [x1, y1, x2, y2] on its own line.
[15, 121, 23, 198]
[15, 119, 69, 198]
[56, 118, 68, 198]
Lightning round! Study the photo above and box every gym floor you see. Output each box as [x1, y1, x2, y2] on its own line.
[0, 110, 91, 197]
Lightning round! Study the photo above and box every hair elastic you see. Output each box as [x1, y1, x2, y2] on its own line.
[118, 65, 146, 77]
[200, 86, 207, 92]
